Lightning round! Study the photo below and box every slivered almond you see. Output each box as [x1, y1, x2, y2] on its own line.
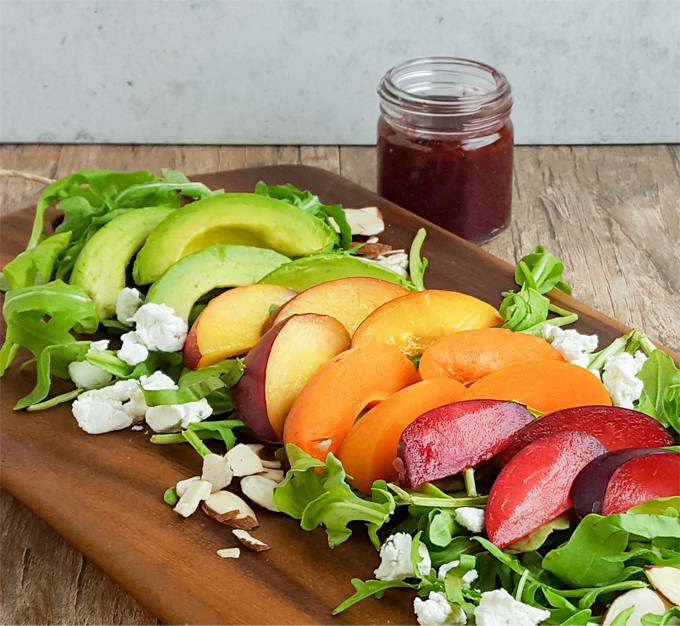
[202, 490, 259, 529]
[226, 443, 264, 477]
[261, 458, 282, 469]
[216, 547, 240, 559]
[245, 443, 265, 456]
[258, 468, 284, 482]
[174, 479, 212, 518]
[340, 206, 385, 236]
[241, 475, 279, 512]
[202, 453, 232, 492]
[232, 529, 270, 552]
[175, 475, 200, 497]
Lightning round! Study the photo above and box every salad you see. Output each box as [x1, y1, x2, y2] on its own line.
[1, 169, 679, 626]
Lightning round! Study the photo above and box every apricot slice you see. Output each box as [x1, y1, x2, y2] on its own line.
[234, 314, 351, 442]
[272, 277, 408, 335]
[496, 406, 675, 466]
[396, 399, 534, 488]
[282, 343, 419, 460]
[184, 284, 296, 369]
[419, 327, 563, 385]
[338, 378, 467, 493]
[572, 449, 680, 517]
[486, 431, 606, 548]
[351, 290, 502, 357]
[462, 358, 612, 414]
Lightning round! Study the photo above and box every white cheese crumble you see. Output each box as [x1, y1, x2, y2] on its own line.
[455, 507, 485, 534]
[71, 378, 139, 434]
[118, 331, 149, 366]
[374, 532, 431, 581]
[132, 303, 187, 352]
[474, 589, 551, 626]
[67, 339, 112, 389]
[413, 591, 457, 626]
[438, 561, 479, 589]
[602, 351, 648, 409]
[542, 323, 598, 368]
[115, 287, 143, 325]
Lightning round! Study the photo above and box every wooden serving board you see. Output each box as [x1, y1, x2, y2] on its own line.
[0, 165, 674, 625]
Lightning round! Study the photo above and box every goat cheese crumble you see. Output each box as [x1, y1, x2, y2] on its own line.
[71, 378, 139, 434]
[132, 303, 187, 352]
[116, 287, 143, 324]
[474, 589, 550, 626]
[67, 339, 112, 389]
[455, 507, 485, 534]
[118, 331, 149, 366]
[602, 351, 648, 409]
[374, 532, 431, 581]
[542, 323, 598, 368]
[413, 591, 459, 626]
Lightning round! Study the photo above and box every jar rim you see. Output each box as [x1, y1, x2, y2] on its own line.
[378, 56, 512, 117]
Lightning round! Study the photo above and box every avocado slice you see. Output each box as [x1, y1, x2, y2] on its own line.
[259, 253, 414, 291]
[146, 244, 290, 321]
[70, 206, 175, 318]
[133, 193, 337, 285]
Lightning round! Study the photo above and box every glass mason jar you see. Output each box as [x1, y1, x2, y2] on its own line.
[377, 57, 513, 243]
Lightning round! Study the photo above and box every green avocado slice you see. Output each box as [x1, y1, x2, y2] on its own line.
[133, 193, 338, 285]
[146, 244, 291, 321]
[259, 253, 414, 292]
[70, 206, 175, 319]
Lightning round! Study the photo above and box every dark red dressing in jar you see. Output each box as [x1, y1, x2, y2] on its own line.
[377, 58, 514, 243]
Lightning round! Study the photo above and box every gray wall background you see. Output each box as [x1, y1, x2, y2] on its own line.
[1, 0, 679, 145]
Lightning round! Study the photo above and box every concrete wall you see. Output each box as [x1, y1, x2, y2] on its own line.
[1, 0, 678, 144]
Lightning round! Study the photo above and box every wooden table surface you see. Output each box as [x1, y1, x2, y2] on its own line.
[1, 144, 678, 624]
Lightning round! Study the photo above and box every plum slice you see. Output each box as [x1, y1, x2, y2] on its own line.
[572, 449, 680, 517]
[486, 431, 606, 548]
[495, 406, 674, 466]
[396, 399, 533, 488]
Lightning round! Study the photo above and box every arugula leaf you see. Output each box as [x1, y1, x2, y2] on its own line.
[629, 497, 680, 516]
[178, 359, 244, 414]
[610, 606, 635, 626]
[642, 607, 680, 626]
[150, 419, 244, 451]
[14, 341, 90, 410]
[388, 482, 488, 509]
[0, 280, 98, 376]
[408, 228, 429, 291]
[274, 444, 395, 548]
[143, 377, 225, 407]
[508, 515, 571, 552]
[332, 578, 417, 615]
[515, 246, 572, 295]
[636, 349, 680, 432]
[254, 181, 351, 248]
[2, 232, 72, 290]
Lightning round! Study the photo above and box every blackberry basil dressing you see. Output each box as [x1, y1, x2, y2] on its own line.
[377, 57, 513, 243]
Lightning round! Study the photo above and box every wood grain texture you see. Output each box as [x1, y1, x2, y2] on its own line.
[0, 145, 678, 625]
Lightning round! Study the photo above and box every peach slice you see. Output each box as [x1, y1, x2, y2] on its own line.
[351, 290, 503, 357]
[234, 314, 350, 442]
[272, 277, 408, 335]
[184, 284, 296, 369]
[338, 378, 467, 493]
[283, 342, 419, 460]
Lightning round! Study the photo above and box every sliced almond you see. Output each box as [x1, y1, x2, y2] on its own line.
[645, 565, 680, 605]
[232, 529, 270, 552]
[175, 476, 200, 497]
[226, 443, 264, 477]
[602, 588, 667, 625]
[202, 490, 258, 529]
[245, 443, 265, 456]
[216, 547, 240, 559]
[341, 206, 385, 236]
[202, 453, 233, 492]
[261, 459, 282, 469]
[241, 475, 279, 512]
[258, 468, 284, 482]
[354, 242, 394, 259]
[173, 479, 212, 518]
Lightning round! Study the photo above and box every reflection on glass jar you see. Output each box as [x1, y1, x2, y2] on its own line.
[377, 57, 513, 243]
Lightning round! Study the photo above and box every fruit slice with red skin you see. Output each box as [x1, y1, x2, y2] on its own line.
[495, 406, 675, 466]
[233, 313, 351, 442]
[283, 342, 419, 460]
[184, 284, 296, 369]
[272, 277, 408, 335]
[572, 449, 680, 518]
[396, 400, 534, 489]
[338, 378, 467, 494]
[486, 431, 606, 548]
